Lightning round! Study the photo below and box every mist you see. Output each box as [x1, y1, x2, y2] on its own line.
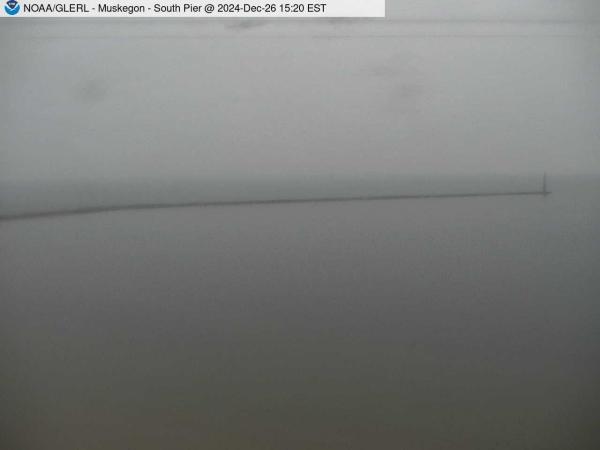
[2, 2, 600, 450]
[2, 1, 600, 195]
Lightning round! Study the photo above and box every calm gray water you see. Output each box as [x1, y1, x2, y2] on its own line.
[1, 177, 599, 450]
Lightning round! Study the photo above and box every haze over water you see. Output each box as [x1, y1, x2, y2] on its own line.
[1, 177, 599, 449]
[2, 1, 600, 448]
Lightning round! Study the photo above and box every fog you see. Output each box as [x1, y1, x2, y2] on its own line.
[2, 3, 600, 449]
[1, 1, 600, 196]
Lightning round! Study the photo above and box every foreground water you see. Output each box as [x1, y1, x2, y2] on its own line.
[1, 177, 599, 449]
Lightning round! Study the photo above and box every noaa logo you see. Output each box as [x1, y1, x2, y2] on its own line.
[4, 0, 20, 15]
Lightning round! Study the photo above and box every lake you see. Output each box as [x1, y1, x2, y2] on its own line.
[1, 176, 599, 449]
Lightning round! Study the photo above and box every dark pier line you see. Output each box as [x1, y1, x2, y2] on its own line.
[0, 190, 550, 222]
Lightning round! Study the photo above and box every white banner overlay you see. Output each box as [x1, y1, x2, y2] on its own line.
[1, 0, 385, 17]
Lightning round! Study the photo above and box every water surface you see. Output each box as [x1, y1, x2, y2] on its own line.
[1, 177, 599, 449]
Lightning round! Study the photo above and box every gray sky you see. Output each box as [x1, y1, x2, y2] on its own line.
[385, 0, 600, 21]
[1, 0, 600, 183]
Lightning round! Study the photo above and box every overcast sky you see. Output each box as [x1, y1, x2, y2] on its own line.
[1, 0, 599, 183]
[385, 0, 600, 21]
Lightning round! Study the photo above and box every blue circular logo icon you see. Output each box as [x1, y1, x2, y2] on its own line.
[5, 0, 20, 15]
